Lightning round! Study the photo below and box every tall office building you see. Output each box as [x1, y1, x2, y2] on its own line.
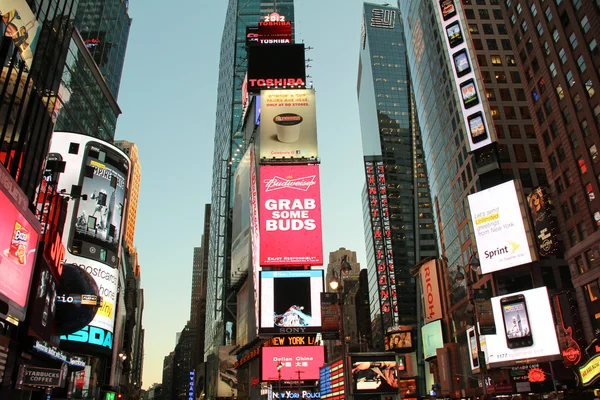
[357, 3, 438, 349]
[115, 140, 142, 251]
[501, 0, 600, 345]
[325, 247, 361, 286]
[205, 0, 295, 385]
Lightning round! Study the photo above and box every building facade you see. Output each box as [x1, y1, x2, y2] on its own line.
[114, 140, 142, 251]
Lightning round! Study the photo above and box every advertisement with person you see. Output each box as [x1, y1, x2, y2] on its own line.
[0, 0, 40, 70]
[485, 287, 560, 367]
[350, 354, 400, 394]
[259, 89, 318, 160]
[260, 270, 323, 334]
[0, 163, 40, 321]
[259, 165, 323, 266]
[419, 259, 442, 323]
[218, 346, 238, 398]
[231, 148, 251, 286]
[261, 346, 324, 381]
[468, 180, 537, 274]
[527, 187, 558, 257]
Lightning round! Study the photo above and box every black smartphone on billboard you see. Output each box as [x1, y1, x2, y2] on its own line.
[468, 328, 479, 369]
[460, 79, 479, 109]
[453, 49, 471, 77]
[440, 0, 457, 20]
[467, 112, 488, 144]
[446, 21, 464, 48]
[500, 294, 534, 349]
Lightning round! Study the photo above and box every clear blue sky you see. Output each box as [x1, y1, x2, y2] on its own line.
[115, 0, 389, 388]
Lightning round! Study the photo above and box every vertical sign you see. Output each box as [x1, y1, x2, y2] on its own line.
[527, 187, 558, 257]
[365, 160, 398, 324]
[420, 259, 442, 323]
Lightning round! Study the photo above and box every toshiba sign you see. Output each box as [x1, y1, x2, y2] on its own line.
[419, 259, 442, 323]
[259, 165, 323, 266]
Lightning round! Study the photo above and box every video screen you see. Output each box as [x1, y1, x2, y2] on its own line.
[502, 300, 532, 339]
[453, 49, 471, 77]
[440, 0, 457, 20]
[260, 270, 323, 333]
[351, 355, 400, 394]
[467, 112, 487, 143]
[385, 332, 413, 351]
[460, 79, 479, 108]
[446, 21, 464, 48]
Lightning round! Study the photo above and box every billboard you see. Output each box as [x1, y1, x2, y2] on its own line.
[236, 281, 249, 347]
[259, 165, 323, 266]
[422, 320, 444, 360]
[259, 89, 318, 160]
[320, 359, 344, 399]
[247, 12, 292, 45]
[218, 346, 238, 398]
[247, 44, 306, 93]
[350, 354, 400, 394]
[385, 326, 414, 352]
[260, 270, 323, 334]
[231, 148, 252, 285]
[468, 180, 536, 274]
[0, 163, 40, 321]
[436, 0, 496, 151]
[261, 346, 324, 381]
[0, 0, 40, 69]
[419, 259, 442, 323]
[527, 187, 558, 257]
[485, 287, 560, 366]
[320, 292, 340, 340]
[49, 132, 130, 356]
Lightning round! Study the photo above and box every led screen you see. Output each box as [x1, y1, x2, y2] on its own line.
[350, 354, 399, 394]
[260, 270, 323, 334]
[247, 44, 306, 93]
[422, 320, 444, 360]
[262, 346, 324, 381]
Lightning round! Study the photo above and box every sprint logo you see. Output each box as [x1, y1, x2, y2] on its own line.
[484, 241, 520, 259]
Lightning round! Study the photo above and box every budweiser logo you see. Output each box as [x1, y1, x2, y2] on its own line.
[264, 175, 316, 192]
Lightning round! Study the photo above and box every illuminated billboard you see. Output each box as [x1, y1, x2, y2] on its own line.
[246, 12, 292, 45]
[485, 287, 560, 367]
[218, 346, 238, 398]
[259, 89, 318, 160]
[422, 320, 444, 360]
[231, 148, 252, 285]
[419, 259, 442, 323]
[385, 326, 414, 352]
[468, 180, 536, 274]
[261, 346, 324, 381]
[247, 44, 306, 93]
[436, 0, 496, 151]
[320, 359, 345, 399]
[527, 187, 558, 257]
[259, 165, 323, 267]
[0, 0, 40, 69]
[260, 270, 323, 334]
[0, 164, 41, 321]
[49, 132, 130, 356]
[350, 354, 400, 395]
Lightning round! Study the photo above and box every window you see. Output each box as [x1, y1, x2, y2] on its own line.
[537, 22, 544, 36]
[590, 144, 599, 163]
[549, 154, 558, 169]
[586, 183, 596, 201]
[482, 71, 492, 83]
[521, 20, 528, 33]
[590, 39, 599, 56]
[569, 131, 579, 149]
[511, 14, 517, 25]
[544, 99, 553, 114]
[571, 196, 579, 212]
[569, 32, 579, 49]
[509, 125, 521, 138]
[515, 89, 526, 101]
[556, 84, 565, 100]
[487, 39, 498, 50]
[574, 94, 583, 111]
[504, 106, 517, 119]
[520, 106, 531, 119]
[579, 222, 588, 240]
[479, 9, 490, 19]
[516, 3, 523, 14]
[582, 120, 591, 137]
[495, 71, 507, 83]
[543, 41, 551, 55]
[549, 62, 557, 77]
[477, 55, 488, 66]
[469, 24, 480, 34]
[543, 130, 551, 146]
[493, 9, 503, 19]
[524, 125, 536, 138]
[530, 145, 542, 161]
[545, 7, 553, 21]
[465, 9, 476, 19]
[559, 48, 568, 64]
[506, 55, 516, 65]
[511, 71, 522, 83]
[553, 29, 560, 42]
[490, 106, 500, 119]
[473, 39, 484, 50]
[486, 89, 496, 100]
[555, 0, 562, 5]
[483, 24, 494, 34]
[586, 80, 595, 97]
[497, 24, 507, 34]
[556, 177, 565, 193]
[491, 55, 502, 65]
[579, 158, 588, 174]
[569, 229, 578, 246]
[581, 16, 591, 33]
[577, 56, 587, 72]
[563, 203, 572, 219]
[566, 70, 575, 87]
[530, 3, 537, 16]
[514, 145, 528, 162]
[537, 108, 546, 123]
[595, 105, 600, 125]
[573, 0, 582, 10]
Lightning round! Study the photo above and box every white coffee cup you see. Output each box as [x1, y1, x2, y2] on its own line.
[274, 113, 303, 143]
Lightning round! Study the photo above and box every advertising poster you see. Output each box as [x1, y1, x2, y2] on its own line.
[247, 44, 306, 93]
[259, 165, 323, 266]
[485, 287, 560, 367]
[28, 263, 57, 341]
[231, 148, 251, 286]
[468, 180, 536, 274]
[527, 187, 558, 257]
[350, 354, 400, 394]
[420, 259, 442, 323]
[0, 163, 40, 320]
[261, 346, 324, 381]
[422, 320, 444, 359]
[259, 89, 318, 160]
[385, 331, 413, 352]
[0, 0, 40, 70]
[218, 346, 238, 398]
[320, 292, 340, 340]
[260, 270, 323, 334]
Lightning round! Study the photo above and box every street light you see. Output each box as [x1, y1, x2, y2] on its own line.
[453, 253, 488, 396]
[277, 362, 283, 395]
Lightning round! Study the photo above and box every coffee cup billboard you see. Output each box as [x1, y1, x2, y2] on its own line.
[260, 89, 318, 160]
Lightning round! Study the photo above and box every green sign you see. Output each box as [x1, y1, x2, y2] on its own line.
[105, 392, 116, 400]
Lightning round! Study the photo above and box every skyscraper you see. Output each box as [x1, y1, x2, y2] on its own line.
[114, 140, 142, 251]
[357, 3, 437, 349]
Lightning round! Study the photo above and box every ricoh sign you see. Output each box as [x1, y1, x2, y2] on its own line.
[419, 259, 442, 323]
[259, 165, 323, 266]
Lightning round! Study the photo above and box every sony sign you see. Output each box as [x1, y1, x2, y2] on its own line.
[420, 260, 442, 323]
[278, 327, 307, 334]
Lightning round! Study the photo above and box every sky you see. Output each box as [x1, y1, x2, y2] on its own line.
[115, 0, 389, 388]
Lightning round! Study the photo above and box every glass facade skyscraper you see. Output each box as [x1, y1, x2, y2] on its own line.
[357, 2, 437, 349]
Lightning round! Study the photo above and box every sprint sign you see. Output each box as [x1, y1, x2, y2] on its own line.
[259, 165, 323, 266]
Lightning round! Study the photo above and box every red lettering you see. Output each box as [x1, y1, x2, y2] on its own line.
[379, 275, 387, 285]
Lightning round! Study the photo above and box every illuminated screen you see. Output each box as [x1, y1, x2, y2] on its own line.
[262, 346, 324, 380]
[350, 354, 399, 394]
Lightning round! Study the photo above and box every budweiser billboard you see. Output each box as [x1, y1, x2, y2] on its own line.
[419, 259, 442, 323]
[259, 165, 323, 266]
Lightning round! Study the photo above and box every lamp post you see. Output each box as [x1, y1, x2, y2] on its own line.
[453, 253, 488, 396]
[277, 362, 283, 395]
[329, 255, 352, 399]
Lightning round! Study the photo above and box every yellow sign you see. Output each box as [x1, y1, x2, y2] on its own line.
[579, 354, 600, 386]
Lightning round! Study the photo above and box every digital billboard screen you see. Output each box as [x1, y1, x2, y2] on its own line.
[0, 0, 40, 70]
[247, 44, 306, 93]
[422, 320, 444, 360]
[261, 345, 324, 381]
[485, 287, 560, 367]
[231, 148, 252, 286]
[259, 165, 323, 266]
[468, 180, 536, 274]
[260, 270, 323, 334]
[350, 354, 400, 394]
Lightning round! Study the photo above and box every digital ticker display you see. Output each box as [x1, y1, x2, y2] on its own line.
[320, 359, 344, 399]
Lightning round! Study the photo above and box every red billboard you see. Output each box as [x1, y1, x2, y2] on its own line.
[261, 346, 324, 381]
[259, 165, 323, 266]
